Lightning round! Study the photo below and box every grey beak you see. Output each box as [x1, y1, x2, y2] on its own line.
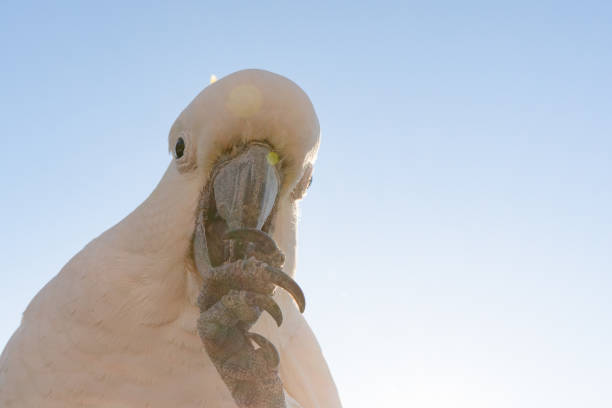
[212, 143, 280, 231]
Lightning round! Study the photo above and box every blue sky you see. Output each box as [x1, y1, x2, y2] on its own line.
[1, 1, 611, 406]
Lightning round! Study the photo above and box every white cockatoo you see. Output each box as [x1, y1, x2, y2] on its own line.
[0, 69, 342, 408]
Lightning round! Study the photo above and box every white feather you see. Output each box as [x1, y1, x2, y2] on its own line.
[0, 69, 341, 408]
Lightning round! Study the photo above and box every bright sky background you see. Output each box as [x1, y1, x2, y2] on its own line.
[1, 1, 611, 407]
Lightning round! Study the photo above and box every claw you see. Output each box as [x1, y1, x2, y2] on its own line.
[224, 228, 280, 254]
[236, 291, 283, 327]
[251, 294, 283, 327]
[264, 265, 306, 313]
[247, 332, 280, 370]
[208, 260, 306, 314]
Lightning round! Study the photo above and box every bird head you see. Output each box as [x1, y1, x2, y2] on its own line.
[157, 69, 319, 294]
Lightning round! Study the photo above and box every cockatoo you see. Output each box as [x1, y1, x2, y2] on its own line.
[0, 69, 342, 408]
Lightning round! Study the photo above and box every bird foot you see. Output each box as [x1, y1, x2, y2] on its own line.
[197, 229, 304, 408]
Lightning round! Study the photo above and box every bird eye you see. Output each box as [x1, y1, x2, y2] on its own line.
[175, 137, 185, 159]
[290, 164, 314, 201]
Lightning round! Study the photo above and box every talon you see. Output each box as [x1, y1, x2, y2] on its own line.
[247, 332, 280, 370]
[208, 260, 306, 313]
[248, 293, 283, 327]
[264, 265, 306, 313]
[224, 228, 280, 254]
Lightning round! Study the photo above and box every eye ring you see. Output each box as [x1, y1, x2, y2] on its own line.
[171, 130, 196, 172]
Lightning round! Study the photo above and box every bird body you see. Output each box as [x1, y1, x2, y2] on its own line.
[0, 70, 341, 408]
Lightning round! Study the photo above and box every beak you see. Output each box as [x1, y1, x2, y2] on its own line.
[212, 143, 280, 231]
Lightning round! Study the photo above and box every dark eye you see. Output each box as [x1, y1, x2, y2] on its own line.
[175, 137, 185, 158]
[307, 176, 313, 189]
